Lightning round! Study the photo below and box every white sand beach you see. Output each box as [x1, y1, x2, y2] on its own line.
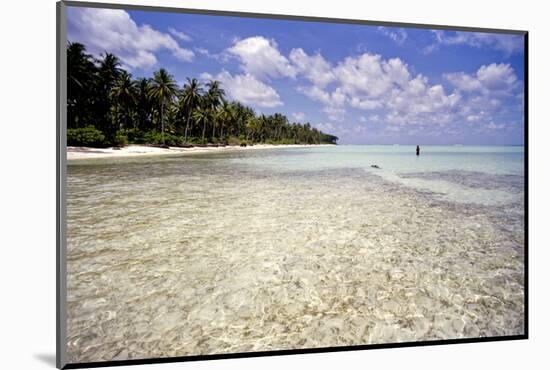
[67, 144, 332, 160]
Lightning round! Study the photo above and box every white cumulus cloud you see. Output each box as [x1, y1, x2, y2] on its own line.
[201, 71, 283, 108]
[443, 72, 483, 92]
[227, 36, 296, 80]
[168, 28, 193, 42]
[295, 51, 462, 126]
[67, 8, 194, 70]
[425, 30, 524, 55]
[476, 63, 518, 91]
[445, 63, 519, 93]
[292, 112, 306, 121]
[289, 48, 335, 87]
[322, 106, 346, 122]
[377, 27, 408, 45]
[334, 53, 395, 98]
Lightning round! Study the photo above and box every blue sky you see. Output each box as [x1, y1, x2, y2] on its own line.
[67, 6, 525, 145]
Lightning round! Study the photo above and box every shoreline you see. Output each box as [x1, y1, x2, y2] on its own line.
[67, 143, 334, 160]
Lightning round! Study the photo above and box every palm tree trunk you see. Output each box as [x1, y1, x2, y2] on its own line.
[161, 100, 165, 145]
[184, 113, 191, 143]
[125, 109, 129, 131]
[211, 121, 216, 141]
[202, 120, 207, 144]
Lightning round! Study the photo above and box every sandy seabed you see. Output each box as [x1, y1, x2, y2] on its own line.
[65, 150, 524, 363]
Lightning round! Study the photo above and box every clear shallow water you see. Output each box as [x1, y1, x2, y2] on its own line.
[230, 145, 524, 205]
[66, 145, 525, 363]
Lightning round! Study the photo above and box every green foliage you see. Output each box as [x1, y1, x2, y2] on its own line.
[211, 137, 226, 144]
[118, 128, 142, 143]
[187, 137, 205, 144]
[67, 126, 107, 147]
[66, 42, 339, 148]
[141, 131, 182, 146]
[227, 136, 242, 146]
[263, 138, 307, 145]
[113, 132, 128, 147]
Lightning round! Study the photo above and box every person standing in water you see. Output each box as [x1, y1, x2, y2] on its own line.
[416, 145, 420, 156]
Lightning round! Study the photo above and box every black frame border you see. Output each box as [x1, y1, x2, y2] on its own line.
[57, 1, 529, 369]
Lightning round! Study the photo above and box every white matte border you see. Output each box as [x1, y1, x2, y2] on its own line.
[1, 0, 548, 370]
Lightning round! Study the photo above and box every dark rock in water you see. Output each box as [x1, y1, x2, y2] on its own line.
[371, 165, 381, 169]
[150, 144, 170, 149]
[194, 144, 206, 147]
[112, 146, 122, 150]
[240, 143, 247, 147]
[206, 143, 219, 147]
[181, 143, 194, 148]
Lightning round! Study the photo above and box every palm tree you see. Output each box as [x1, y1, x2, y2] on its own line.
[232, 102, 254, 138]
[258, 114, 271, 142]
[110, 71, 137, 130]
[67, 42, 90, 92]
[272, 113, 288, 141]
[166, 104, 179, 136]
[148, 68, 178, 145]
[136, 78, 152, 131]
[96, 53, 123, 141]
[67, 42, 97, 128]
[204, 80, 225, 140]
[245, 116, 260, 142]
[193, 107, 209, 144]
[180, 78, 203, 143]
[217, 102, 234, 141]
[98, 53, 122, 85]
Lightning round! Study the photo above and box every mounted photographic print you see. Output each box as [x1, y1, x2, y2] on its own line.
[56, 1, 528, 368]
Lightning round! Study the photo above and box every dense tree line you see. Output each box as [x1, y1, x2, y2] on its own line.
[67, 42, 338, 147]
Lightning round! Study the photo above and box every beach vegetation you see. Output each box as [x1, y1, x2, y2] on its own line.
[67, 126, 107, 147]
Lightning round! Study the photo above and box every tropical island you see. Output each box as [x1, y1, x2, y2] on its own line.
[67, 42, 338, 157]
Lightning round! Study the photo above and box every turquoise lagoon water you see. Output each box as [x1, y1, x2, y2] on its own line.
[66, 145, 525, 363]
[229, 145, 524, 205]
